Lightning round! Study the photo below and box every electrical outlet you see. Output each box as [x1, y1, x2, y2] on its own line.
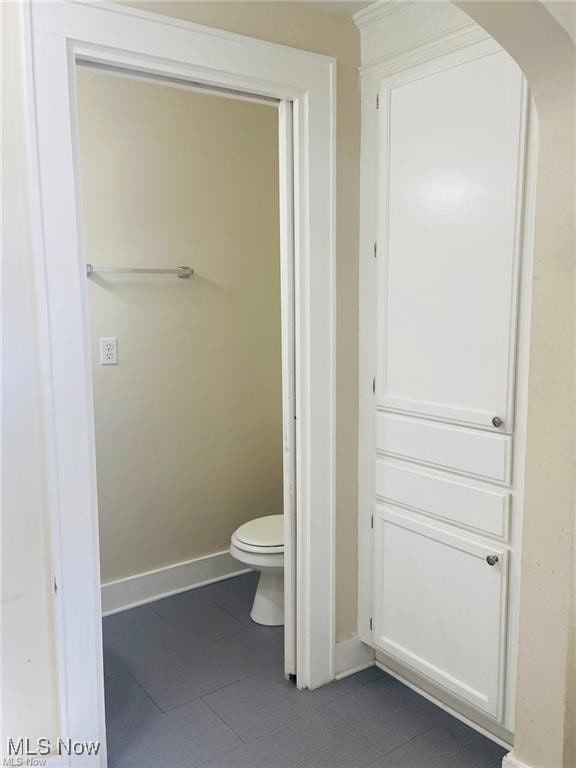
[99, 337, 118, 365]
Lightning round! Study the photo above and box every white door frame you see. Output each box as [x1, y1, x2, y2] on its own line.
[22, 1, 336, 762]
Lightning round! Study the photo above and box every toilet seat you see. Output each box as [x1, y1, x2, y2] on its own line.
[232, 515, 284, 554]
[231, 536, 283, 555]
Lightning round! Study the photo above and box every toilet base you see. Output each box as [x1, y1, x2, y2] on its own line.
[251, 569, 284, 626]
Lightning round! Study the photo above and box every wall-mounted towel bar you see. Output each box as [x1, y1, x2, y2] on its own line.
[86, 264, 194, 279]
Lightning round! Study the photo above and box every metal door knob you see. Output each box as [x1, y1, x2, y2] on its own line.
[486, 555, 499, 566]
[492, 416, 503, 428]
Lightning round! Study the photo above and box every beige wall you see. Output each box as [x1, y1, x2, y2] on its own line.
[122, 0, 362, 642]
[456, 3, 576, 767]
[77, 70, 282, 583]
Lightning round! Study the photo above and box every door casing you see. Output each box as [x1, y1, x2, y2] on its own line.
[21, 1, 337, 763]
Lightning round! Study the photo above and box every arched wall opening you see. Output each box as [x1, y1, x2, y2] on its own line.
[453, 3, 575, 767]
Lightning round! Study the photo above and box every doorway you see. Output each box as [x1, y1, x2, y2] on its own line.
[74, 61, 294, 760]
[24, 2, 336, 762]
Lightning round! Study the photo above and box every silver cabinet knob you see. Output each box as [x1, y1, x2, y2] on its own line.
[486, 555, 499, 566]
[492, 416, 503, 428]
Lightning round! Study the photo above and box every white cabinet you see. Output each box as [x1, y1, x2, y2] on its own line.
[373, 506, 508, 719]
[359, 37, 531, 735]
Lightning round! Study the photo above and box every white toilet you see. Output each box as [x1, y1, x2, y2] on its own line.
[230, 515, 284, 626]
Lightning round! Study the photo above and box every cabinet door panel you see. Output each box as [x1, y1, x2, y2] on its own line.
[373, 507, 507, 718]
[376, 51, 524, 429]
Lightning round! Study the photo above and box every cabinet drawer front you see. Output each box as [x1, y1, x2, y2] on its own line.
[375, 460, 509, 539]
[373, 506, 507, 718]
[376, 411, 512, 484]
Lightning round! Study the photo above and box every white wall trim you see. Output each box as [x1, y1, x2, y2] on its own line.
[374, 657, 513, 750]
[73, 0, 334, 61]
[356, 0, 490, 78]
[334, 635, 375, 679]
[353, 1, 421, 31]
[101, 552, 250, 616]
[359, 22, 489, 77]
[501, 755, 532, 768]
[23, 1, 336, 761]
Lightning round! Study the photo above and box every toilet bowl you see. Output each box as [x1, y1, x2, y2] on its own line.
[230, 515, 284, 626]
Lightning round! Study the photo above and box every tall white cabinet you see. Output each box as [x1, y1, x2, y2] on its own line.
[357, 2, 535, 742]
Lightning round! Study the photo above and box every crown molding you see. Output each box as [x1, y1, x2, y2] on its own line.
[353, 0, 421, 30]
[358, 20, 489, 77]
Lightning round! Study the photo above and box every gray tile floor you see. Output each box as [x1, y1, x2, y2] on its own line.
[103, 572, 506, 768]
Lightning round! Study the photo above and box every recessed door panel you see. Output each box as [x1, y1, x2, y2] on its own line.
[373, 506, 507, 718]
[376, 51, 524, 429]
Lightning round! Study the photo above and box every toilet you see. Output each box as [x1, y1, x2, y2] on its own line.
[230, 515, 284, 626]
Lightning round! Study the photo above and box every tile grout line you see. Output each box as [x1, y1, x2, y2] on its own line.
[200, 696, 247, 745]
[314, 705, 388, 759]
[319, 677, 441, 758]
[111, 582, 279, 716]
[124, 671, 165, 715]
[141, 611, 250, 650]
[199, 669, 378, 747]
[193, 741, 246, 768]
[218, 704, 389, 765]
[195, 660, 281, 703]
[210, 597, 255, 627]
[157, 666, 270, 715]
[148, 590, 255, 641]
[384, 724, 440, 757]
[204, 693, 373, 752]
[364, 721, 441, 759]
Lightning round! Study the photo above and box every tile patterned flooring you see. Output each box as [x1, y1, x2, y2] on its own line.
[103, 572, 506, 768]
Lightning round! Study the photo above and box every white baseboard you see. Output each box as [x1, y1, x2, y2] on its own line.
[375, 655, 513, 750]
[335, 635, 375, 679]
[101, 550, 250, 615]
[502, 755, 531, 768]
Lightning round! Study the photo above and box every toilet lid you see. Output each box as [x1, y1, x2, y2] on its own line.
[234, 515, 284, 548]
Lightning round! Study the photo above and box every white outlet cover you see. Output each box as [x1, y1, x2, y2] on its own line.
[99, 337, 118, 365]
